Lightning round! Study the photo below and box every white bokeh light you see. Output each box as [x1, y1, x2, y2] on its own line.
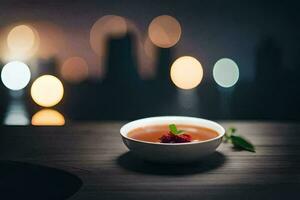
[1, 61, 31, 90]
[213, 58, 239, 88]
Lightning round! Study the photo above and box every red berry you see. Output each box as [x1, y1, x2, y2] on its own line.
[159, 132, 191, 143]
[175, 134, 192, 143]
[159, 133, 174, 143]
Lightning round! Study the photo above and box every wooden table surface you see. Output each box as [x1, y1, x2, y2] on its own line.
[0, 121, 300, 200]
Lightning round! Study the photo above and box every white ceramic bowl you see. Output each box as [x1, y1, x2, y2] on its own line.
[120, 116, 225, 163]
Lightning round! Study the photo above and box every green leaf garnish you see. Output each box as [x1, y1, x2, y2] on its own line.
[224, 127, 255, 153]
[169, 124, 185, 135]
[231, 135, 256, 152]
[224, 127, 236, 142]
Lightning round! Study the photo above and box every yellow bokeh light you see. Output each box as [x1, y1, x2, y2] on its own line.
[7, 25, 36, 54]
[31, 75, 64, 107]
[60, 57, 89, 83]
[31, 109, 65, 126]
[90, 15, 128, 56]
[170, 56, 203, 90]
[148, 15, 181, 48]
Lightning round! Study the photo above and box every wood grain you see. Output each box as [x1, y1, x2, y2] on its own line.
[0, 122, 299, 200]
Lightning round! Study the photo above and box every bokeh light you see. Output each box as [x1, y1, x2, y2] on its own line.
[31, 109, 65, 126]
[1, 61, 31, 90]
[1, 24, 40, 61]
[213, 58, 239, 88]
[90, 15, 128, 56]
[60, 57, 89, 83]
[4, 99, 29, 125]
[170, 56, 203, 90]
[148, 15, 181, 48]
[31, 75, 64, 107]
[7, 25, 35, 53]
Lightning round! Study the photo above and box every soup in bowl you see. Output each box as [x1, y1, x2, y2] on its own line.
[120, 116, 225, 163]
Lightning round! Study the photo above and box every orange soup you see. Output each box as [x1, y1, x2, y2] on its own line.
[128, 124, 219, 143]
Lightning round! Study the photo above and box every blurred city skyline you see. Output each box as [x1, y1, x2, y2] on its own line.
[0, 0, 299, 125]
[1, 0, 299, 81]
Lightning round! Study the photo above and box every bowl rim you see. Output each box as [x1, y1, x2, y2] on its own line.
[120, 116, 225, 146]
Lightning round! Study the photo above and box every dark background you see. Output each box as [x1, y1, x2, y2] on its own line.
[0, 0, 300, 123]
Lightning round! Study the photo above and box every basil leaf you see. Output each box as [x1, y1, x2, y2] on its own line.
[168, 124, 185, 135]
[226, 127, 236, 136]
[231, 135, 256, 152]
[224, 127, 236, 142]
[169, 124, 178, 134]
[223, 134, 231, 142]
[229, 127, 236, 133]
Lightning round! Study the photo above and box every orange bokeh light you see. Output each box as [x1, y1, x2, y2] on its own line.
[90, 15, 128, 56]
[148, 15, 181, 48]
[60, 57, 89, 83]
[31, 109, 65, 126]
